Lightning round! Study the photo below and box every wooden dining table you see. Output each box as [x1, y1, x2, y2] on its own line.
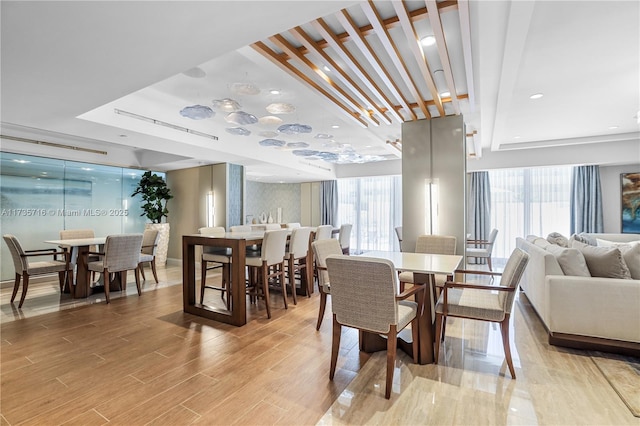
[44, 237, 108, 298]
[356, 250, 463, 364]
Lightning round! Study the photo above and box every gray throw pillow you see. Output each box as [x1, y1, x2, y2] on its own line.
[547, 232, 569, 247]
[570, 233, 595, 246]
[596, 239, 640, 280]
[570, 240, 632, 279]
[544, 244, 591, 276]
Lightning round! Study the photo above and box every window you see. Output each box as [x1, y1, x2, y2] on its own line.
[337, 176, 402, 252]
[489, 166, 572, 260]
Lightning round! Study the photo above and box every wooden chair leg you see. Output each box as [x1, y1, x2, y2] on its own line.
[103, 268, 110, 304]
[200, 259, 207, 304]
[279, 263, 288, 310]
[150, 258, 159, 283]
[329, 314, 341, 380]
[18, 273, 29, 308]
[58, 271, 65, 292]
[261, 265, 271, 319]
[385, 325, 398, 399]
[316, 291, 327, 331]
[487, 257, 493, 271]
[500, 315, 516, 379]
[139, 263, 147, 280]
[10, 273, 21, 303]
[434, 313, 444, 364]
[288, 256, 297, 305]
[134, 267, 142, 296]
[411, 317, 419, 364]
[67, 269, 75, 298]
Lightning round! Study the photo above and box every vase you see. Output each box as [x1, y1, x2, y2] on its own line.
[260, 212, 267, 224]
[267, 213, 273, 223]
[145, 222, 170, 266]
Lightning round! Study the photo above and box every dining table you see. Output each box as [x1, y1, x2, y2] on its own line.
[356, 250, 463, 364]
[44, 237, 110, 298]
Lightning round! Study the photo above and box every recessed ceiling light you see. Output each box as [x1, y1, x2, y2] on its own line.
[118, 134, 128, 138]
[323, 66, 330, 72]
[514, 136, 521, 139]
[269, 89, 280, 95]
[529, 93, 544, 99]
[440, 91, 451, 98]
[331, 125, 340, 129]
[608, 125, 619, 130]
[420, 35, 436, 46]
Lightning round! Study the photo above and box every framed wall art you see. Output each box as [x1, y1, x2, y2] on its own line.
[621, 172, 640, 233]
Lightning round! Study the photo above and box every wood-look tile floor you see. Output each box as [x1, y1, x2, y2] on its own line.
[1, 265, 637, 425]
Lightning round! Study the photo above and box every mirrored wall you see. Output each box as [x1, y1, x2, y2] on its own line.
[0, 152, 164, 281]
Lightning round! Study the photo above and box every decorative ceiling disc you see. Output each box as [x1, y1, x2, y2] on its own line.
[179, 105, 214, 120]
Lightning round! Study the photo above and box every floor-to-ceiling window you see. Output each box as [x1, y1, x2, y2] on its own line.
[489, 166, 572, 260]
[337, 175, 402, 253]
[0, 152, 160, 281]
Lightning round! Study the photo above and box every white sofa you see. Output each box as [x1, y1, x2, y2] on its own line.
[516, 233, 640, 356]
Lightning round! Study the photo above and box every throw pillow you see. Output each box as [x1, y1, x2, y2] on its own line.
[595, 239, 640, 280]
[547, 232, 569, 247]
[544, 244, 591, 276]
[570, 240, 632, 279]
[570, 233, 595, 246]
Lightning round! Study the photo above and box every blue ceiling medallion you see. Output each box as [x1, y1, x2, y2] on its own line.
[287, 142, 309, 148]
[317, 152, 340, 162]
[277, 123, 312, 135]
[179, 105, 214, 120]
[259, 138, 286, 147]
[292, 149, 319, 157]
[225, 111, 258, 126]
[226, 127, 251, 136]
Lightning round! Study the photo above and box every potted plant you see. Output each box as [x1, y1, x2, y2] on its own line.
[132, 171, 173, 265]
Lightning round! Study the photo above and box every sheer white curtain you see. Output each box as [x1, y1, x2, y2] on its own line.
[489, 166, 571, 260]
[337, 176, 402, 253]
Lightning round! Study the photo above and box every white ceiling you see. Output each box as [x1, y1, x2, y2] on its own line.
[1, 1, 638, 183]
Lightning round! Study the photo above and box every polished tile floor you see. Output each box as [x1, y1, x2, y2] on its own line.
[1, 263, 638, 425]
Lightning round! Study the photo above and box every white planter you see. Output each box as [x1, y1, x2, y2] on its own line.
[145, 222, 170, 266]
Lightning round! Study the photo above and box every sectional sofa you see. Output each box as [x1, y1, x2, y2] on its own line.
[516, 233, 640, 356]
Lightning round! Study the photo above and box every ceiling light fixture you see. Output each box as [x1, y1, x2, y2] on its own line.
[266, 103, 295, 114]
[269, 89, 280, 95]
[420, 35, 436, 46]
[608, 125, 619, 130]
[323, 66, 331, 72]
[530, 93, 544, 99]
[258, 116, 283, 126]
[331, 125, 340, 129]
[212, 98, 241, 112]
[230, 82, 260, 95]
[179, 105, 215, 120]
[440, 91, 451, 98]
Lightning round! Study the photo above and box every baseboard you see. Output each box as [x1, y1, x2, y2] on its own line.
[548, 332, 640, 357]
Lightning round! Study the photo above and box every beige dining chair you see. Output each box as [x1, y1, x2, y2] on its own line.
[398, 235, 457, 298]
[3, 234, 73, 307]
[326, 255, 425, 399]
[87, 233, 144, 304]
[198, 226, 232, 307]
[466, 228, 499, 271]
[286, 223, 301, 229]
[284, 227, 313, 305]
[311, 238, 343, 330]
[338, 223, 352, 254]
[138, 228, 160, 283]
[245, 229, 289, 319]
[434, 248, 529, 379]
[315, 225, 333, 241]
[264, 223, 282, 230]
[59, 228, 99, 281]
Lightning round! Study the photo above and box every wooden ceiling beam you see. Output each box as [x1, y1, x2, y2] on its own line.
[362, 0, 431, 120]
[251, 41, 368, 128]
[425, 0, 460, 114]
[336, 9, 417, 121]
[289, 26, 392, 125]
[311, 18, 405, 123]
[269, 34, 380, 127]
[392, 1, 445, 117]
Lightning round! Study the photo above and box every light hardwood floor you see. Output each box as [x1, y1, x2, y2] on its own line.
[1, 265, 637, 425]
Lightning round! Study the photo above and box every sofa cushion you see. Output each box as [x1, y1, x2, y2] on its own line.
[571, 240, 632, 279]
[596, 239, 640, 280]
[544, 244, 591, 276]
[532, 237, 552, 249]
[570, 233, 596, 246]
[547, 232, 569, 247]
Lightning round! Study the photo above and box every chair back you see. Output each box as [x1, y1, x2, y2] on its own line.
[311, 239, 343, 291]
[486, 228, 499, 253]
[286, 223, 301, 229]
[289, 227, 313, 258]
[264, 223, 282, 230]
[230, 225, 251, 232]
[103, 234, 143, 272]
[3, 234, 27, 273]
[338, 224, 352, 251]
[59, 229, 94, 240]
[260, 229, 289, 265]
[498, 248, 529, 313]
[141, 229, 160, 255]
[315, 225, 333, 240]
[415, 235, 456, 255]
[326, 255, 399, 333]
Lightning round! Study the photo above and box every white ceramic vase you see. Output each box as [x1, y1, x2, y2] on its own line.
[145, 222, 170, 266]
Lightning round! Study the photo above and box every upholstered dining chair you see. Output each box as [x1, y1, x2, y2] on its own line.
[315, 225, 333, 241]
[466, 228, 499, 271]
[87, 234, 144, 304]
[3, 234, 73, 307]
[264, 223, 282, 230]
[338, 224, 352, 254]
[398, 235, 457, 297]
[59, 228, 99, 281]
[138, 228, 160, 283]
[245, 229, 289, 319]
[284, 227, 313, 305]
[326, 255, 426, 399]
[311, 238, 343, 330]
[198, 226, 232, 306]
[434, 248, 529, 379]
[286, 222, 301, 229]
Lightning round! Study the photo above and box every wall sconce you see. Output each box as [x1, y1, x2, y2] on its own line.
[206, 191, 215, 227]
[424, 179, 439, 235]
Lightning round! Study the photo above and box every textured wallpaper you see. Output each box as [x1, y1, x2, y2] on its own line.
[245, 181, 301, 224]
